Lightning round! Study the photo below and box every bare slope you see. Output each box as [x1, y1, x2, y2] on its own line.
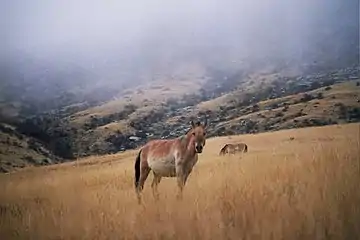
[0, 124, 61, 173]
[202, 80, 360, 134]
[0, 123, 359, 239]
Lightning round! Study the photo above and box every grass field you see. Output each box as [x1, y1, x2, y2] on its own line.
[0, 123, 359, 239]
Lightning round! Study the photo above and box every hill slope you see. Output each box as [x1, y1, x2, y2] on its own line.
[1, 0, 359, 172]
[0, 65, 359, 172]
[0, 123, 359, 239]
[0, 123, 62, 173]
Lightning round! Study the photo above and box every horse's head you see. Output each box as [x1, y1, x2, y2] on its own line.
[189, 119, 207, 153]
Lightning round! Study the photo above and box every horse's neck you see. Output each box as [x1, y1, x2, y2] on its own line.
[179, 133, 196, 157]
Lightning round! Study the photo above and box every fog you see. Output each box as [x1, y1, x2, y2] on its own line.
[2, 0, 359, 86]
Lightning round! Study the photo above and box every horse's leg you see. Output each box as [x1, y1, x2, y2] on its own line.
[176, 164, 186, 200]
[176, 176, 185, 200]
[136, 166, 150, 204]
[151, 173, 162, 201]
[183, 170, 192, 186]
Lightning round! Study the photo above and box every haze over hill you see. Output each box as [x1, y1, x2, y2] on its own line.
[0, 0, 359, 172]
[2, 0, 358, 109]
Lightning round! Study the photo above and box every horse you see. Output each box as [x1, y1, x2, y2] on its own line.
[219, 143, 248, 156]
[134, 119, 207, 203]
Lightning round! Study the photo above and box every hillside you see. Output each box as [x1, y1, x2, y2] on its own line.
[1, 0, 359, 172]
[0, 65, 359, 172]
[0, 124, 62, 173]
[0, 123, 359, 239]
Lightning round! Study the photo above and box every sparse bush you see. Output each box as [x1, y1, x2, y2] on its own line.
[338, 105, 347, 118]
[214, 126, 226, 136]
[348, 107, 360, 121]
[252, 104, 260, 112]
[275, 112, 284, 118]
[12, 141, 22, 148]
[335, 102, 346, 108]
[124, 104, 137, 112]
[70, 127, 78, 134]
[316, 92, 324, 99]
[300, 93, 315, 103]
[23, 155, 37, 165]
[309, 118, 328, 126]
[269, 103, 279, 109]
[301, 119, 311, 127]
[224, 129, 235, 135]
[225, 105, 236, 111]
[325, 86, 332, 91]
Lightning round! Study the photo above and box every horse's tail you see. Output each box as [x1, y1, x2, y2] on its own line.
[244, 144, 248, 153]
[134, 149, 142, 189]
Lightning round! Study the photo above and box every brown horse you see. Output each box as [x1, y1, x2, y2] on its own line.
[134, 120, 207, 203]
[219, 143, 248, 155]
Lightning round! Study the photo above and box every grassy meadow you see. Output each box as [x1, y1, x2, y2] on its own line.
[0, 123, 359, 239]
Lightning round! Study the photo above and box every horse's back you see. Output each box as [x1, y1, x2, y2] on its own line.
[143, 138, 178, 152]
[236, 143, 248, 152]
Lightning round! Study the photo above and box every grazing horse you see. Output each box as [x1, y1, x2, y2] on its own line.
[134, 120, 207, 203]
[219, 143, 248, 156]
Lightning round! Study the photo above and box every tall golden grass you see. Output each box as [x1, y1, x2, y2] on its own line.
[1, 123, 359, 239]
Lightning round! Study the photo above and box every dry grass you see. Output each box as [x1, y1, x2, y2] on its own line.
[1, 123, 360, 239]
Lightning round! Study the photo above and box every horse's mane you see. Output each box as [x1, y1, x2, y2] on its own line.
[178, 127, 193, 143]
[184, 127, 193, 135]
[179, 122, 204, 141]
[219, 144, 229, 154]
[221, 144, 229, 150]
[183, 121, 203, 135]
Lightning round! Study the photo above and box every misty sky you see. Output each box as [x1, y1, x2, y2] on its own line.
[2, 0, 359, 69]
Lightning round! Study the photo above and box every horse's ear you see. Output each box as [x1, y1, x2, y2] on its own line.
[190, 120, 196, 128]
[203, 118, 208, 128]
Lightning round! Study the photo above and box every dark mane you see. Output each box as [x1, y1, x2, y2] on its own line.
[184, 127, 193, 135]
[178, 127, 193, 142]
[221, 144, 229, 150]
[219, 144, 229, 155]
